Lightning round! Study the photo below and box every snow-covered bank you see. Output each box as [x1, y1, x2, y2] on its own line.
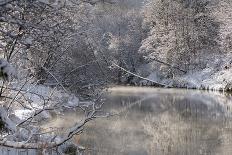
[0, 58, 104, 155]
[174, 67, 232, 91]
[5, 84, 80, 121]
[140, 53, 232, 91]
[0, 81, 99, 154]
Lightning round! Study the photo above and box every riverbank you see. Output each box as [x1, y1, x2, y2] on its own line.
[0, 83, 96, 154]
[139, 68, 232, 91]
[138, 53, 232, 92]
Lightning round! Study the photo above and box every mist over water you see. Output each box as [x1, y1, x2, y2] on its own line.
[40, 87, 232, 155]
[79, 87, 232, 155]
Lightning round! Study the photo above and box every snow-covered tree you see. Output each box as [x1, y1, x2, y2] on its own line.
[86, 0, 145, 83]
[140, 0, 220, 77]
[0, 0, 108, 153]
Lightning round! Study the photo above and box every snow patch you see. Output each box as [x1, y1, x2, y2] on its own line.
[143, 53, 232, 91]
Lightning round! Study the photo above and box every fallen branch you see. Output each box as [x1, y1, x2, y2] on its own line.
[112, 62, 168, 87]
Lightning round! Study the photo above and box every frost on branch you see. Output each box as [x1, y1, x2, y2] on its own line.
[0, 82, 104, 153]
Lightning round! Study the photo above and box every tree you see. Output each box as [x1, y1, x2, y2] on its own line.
[140, 0, 220, 78]
[86, 0, 144, 83]
[0, 0, 108, 153]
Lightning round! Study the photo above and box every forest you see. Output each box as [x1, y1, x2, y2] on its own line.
[0, 0, 232, 154]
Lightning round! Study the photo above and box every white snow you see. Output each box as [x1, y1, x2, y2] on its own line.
[143, 53, 232, 91]
[67, 94, 79, 107]
[14, 110, 33, 120]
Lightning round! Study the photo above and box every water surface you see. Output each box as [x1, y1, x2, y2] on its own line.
[78, 87, 232, 155]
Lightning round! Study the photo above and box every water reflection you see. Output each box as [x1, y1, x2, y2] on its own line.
[79, 87, 232, 155]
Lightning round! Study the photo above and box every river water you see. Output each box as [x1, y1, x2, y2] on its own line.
[77, 87, 232, 155]
[13, 86, 232, 155]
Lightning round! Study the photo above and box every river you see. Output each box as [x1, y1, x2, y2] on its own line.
[8, 86, 232, 155]
[77, 87, 232, 155]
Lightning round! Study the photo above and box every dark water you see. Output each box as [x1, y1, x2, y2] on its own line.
[78, 87, 232, 155]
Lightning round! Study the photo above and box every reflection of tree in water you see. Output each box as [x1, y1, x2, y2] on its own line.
[79, 90, 232, 155]
[141, 95, 230, 155]
[142, 111, 222, 155]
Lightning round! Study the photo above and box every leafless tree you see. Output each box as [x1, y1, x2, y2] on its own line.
[0, 0, 110, 154]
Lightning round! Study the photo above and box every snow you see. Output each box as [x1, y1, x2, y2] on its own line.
[142, 53, 232, 91]
[11, 84, 80, 118]
[0, 80, 83, 141]
[182, 69, 230, 90]
[67, 94, 79, 107]
[0, 79, 91, 154]
[178, 54, 232, 90]
[14, 110, 33, 120]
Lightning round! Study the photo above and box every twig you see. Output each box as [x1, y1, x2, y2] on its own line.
[112, 62, 168, 87]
